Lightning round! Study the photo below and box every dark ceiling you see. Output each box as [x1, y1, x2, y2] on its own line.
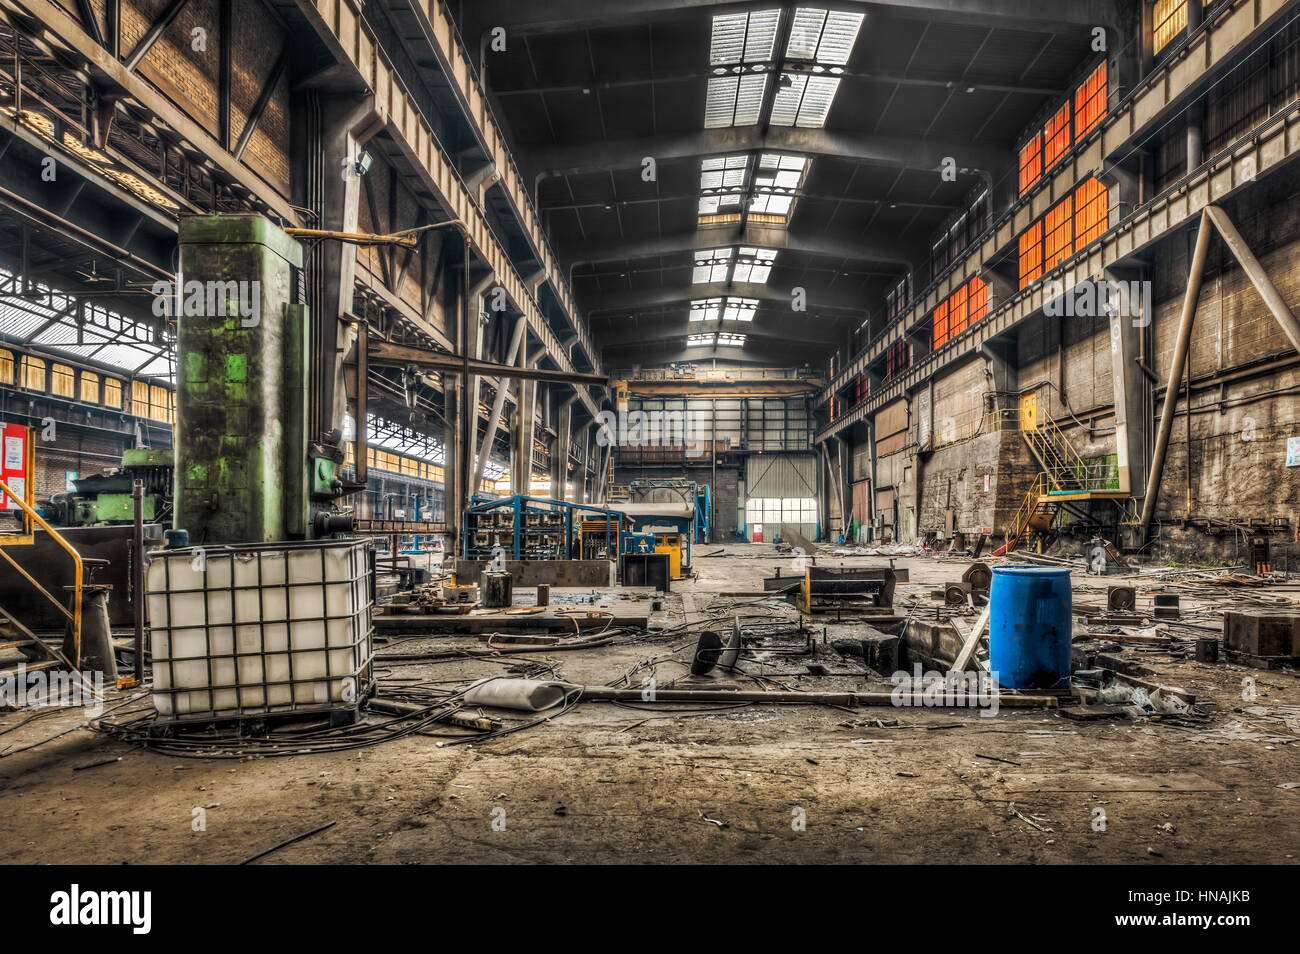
[452, 0, 1105, 369]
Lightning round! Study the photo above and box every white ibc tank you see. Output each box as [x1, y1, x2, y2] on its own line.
[147, 540, 373, 721]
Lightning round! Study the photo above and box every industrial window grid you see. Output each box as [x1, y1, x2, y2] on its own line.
[1073, 178, 1109, 247]
[20, 355, 44, 391]
[1153, 0, 1189, 56]
[883, 339, 909, 382]
[79, 371, 99, 404]
[1016, 60, 1108, 198]
[1042, 102, 1072, 170]
[50, 362, 74, 398]
[1017, 221, 1044, 289]
[1015, 178, 1110, 287]
[1074, 61, 1107, 139]
[886, 274, 911, 321]
[1018, 132, 1042, 195]
[1043, 195, 1074, 271]
[931, 276, 989, 349]
[0, 349, 12, 385]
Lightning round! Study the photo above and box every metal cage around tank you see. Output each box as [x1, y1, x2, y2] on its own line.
[146, 539, 375, 725]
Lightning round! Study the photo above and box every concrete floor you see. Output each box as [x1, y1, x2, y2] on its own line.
[1, 544, 1298, 864]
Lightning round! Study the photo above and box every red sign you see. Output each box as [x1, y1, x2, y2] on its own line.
[1, 423, 30, 511]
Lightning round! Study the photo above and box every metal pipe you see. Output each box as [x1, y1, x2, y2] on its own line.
[576, 687, 1058, 708]
[1138, 210, 1212, 538]
[356, 319, 368, 485]
[132, 479, 144, 685]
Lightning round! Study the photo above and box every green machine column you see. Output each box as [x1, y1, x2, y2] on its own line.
[175, 215, 308, 545]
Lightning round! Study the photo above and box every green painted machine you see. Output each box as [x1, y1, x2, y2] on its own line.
[174, 215, 315, 545]
[45, 448, 173, 527]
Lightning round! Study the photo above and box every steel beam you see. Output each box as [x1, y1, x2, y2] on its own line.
[600, 324, 844, 349]
[470, 0, 1118, 34]
[123, 0, 191, 72]
[472, 314, 526, 490]
[367, 339, 609, 387]
[494, 66, 1065, 99]
[8, 0, 299, 222]
[1138, 204, 1300, 538]
[570, 226, 920, 269]
[586, 281, 867, 315]
[528, 127, 1009, 182]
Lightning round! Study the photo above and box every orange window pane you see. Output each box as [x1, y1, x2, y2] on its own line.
[1073, 177, 1108, 247]
[1018, 220, 1043, 289]
[932, 300, 950, 349]
[1043, 102, 1071, 171]
[1073, 61, 1107, 139]
[949, 284, 969, 337]
[1044, 196, 1074, 270]
[1018, 133, 1042, 197]
[967, 277, 989, 326]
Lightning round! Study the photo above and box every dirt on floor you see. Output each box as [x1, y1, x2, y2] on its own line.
[1, 544, 1298, 864]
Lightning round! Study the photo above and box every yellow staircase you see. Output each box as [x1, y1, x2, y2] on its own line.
[998, 394, 1129, 555]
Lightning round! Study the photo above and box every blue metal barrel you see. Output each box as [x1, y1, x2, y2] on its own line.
[988, 566, 1073, 690]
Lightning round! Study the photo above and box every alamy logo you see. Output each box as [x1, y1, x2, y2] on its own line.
[49, 885, 151, 934]
[1043, 278, 1150, 325]
[890, 665, 1001, 717]
[594, 409, 707, 458]
[150, 275, 261, 327]
[0, 666, 103, 717]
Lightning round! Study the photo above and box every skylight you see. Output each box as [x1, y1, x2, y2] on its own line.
[770, 8, 864, 128]
[710, 9, 780, 65]
[705, 74, 767, 128]
[693, 248, 734, 283]
[690, 297, 758, 322]
[697, 152, 808, 226]
[770, 72, 842, 127]
[786, 8, 864, 65]
[686, 332, 747, 347]
[692, 247, 777, 285]
[0, 266, 174, 380]
[733, 247, 777, 283]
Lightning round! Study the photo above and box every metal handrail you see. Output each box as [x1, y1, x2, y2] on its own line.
[0, 477, 83, 667]
[1004, 475, 1046, 551]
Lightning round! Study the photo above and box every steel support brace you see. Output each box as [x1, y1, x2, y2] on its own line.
[1138, 205, 1300, 539]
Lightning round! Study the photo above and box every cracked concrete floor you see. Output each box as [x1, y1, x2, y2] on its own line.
[1, 546, 1298, 864]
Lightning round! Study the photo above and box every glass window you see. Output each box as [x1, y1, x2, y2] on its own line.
[1018, 132, 1042, 196]
[103, 378, 123, 409]
[21, 356, 45, 391]
[50, 363, 75, 398]
[1153, 0, 1188, 55]
[80, 371, 99, 404]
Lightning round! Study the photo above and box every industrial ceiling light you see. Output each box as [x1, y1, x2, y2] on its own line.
[778, 72, 794, 89]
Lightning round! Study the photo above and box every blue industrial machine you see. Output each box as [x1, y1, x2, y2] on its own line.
[463, 495, 629, 562]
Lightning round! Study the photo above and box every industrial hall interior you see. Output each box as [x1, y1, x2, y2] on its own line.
[1, 0, 1299, 876]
